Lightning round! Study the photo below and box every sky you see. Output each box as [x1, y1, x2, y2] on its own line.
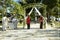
[13, 0, 21, 3]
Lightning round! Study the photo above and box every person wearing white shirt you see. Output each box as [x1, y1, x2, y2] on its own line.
[2, 16, 8, 31]
[12, 17, 18, 29]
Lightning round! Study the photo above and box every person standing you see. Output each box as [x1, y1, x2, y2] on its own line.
[12, 16, 18, 29]
[39, 16, 44, 29]
[26, 15, 30, 29]
[2, 15, 8, 31]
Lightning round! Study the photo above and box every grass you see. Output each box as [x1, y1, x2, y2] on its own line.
[54, 21, 60, 27]
[17, 23, 23, 26]
[0, 23, 2, 25]
[17, 22, 24, 28]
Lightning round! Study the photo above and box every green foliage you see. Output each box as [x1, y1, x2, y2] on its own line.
[43, 0, 57, 9]
[0, 13, 2, 21]
[0, 0, 25, 21]
[0, 0, 59, 19]
[25, 0, 41, 3]
[12, 2, 24, 15]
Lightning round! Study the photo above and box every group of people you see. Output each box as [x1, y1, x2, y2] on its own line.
[26, 15, 44, 29]
[2, 14, 18, 31]
[2, 13, 44, 31]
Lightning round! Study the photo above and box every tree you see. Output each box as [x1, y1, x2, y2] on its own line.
[43, 0, 57, 9]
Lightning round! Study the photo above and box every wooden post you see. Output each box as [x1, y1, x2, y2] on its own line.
[23, 8, 26, 29]
[43, 6, 47, 29]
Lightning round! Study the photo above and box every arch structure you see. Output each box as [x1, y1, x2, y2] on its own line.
[23, 3, 47, 17]
[22, 3, 47, 28]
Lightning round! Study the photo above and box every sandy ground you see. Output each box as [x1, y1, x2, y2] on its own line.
[0, 23, 60, 40]
[0, 29, 60, 40]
